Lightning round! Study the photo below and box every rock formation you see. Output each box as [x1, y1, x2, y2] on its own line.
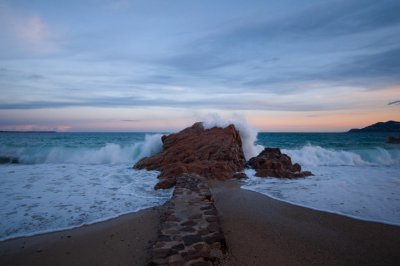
[348, 120, 400, 133]
[387, 136, 400, 144]
[134, 122, 246, 189]
[0, 156, 19, 164]
[246, 148, 313, 178]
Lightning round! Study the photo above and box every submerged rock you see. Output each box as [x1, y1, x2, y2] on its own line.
[246, 148, 313, 178]
[387, 136, 400, 144]
[134, 122, 246, 189]
[0, 156, 19, 164]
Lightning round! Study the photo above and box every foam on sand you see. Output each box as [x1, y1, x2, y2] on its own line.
[0, 164, 172, 241]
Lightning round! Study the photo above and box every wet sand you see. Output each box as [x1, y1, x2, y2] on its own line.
[0, 207, 161, 266]
[210, 179, 400, 266]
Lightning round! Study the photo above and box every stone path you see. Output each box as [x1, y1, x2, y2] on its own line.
[149, 174, 226, 266]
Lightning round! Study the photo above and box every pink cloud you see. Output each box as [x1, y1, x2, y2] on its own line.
[0, 1, 61, 56]
[0, 124, 71, 132]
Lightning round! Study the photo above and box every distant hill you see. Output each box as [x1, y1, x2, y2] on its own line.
[348, 120, 400, 133]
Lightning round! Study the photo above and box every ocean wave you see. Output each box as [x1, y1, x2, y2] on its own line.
[284, 144, 400, 167]
[0, 134, 163, 164]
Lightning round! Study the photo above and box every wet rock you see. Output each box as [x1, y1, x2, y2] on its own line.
[168, 254, 185, 265]
[183, 235, 202, 246]
[153, 247, 171, 258]
[247, 147, 313, 178]
[0, 156, 19, 164]
[231, 172, 248, 179]
[154, 177, 177, 189]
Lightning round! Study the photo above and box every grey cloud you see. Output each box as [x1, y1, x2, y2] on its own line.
[0, 94, 362, 112]
[389, 100, 400, 105]
[322, 48, 400, 85]
[0, 67, 46, 80]
[121, 119, 142, 122]
[224, 0, 400, 42]
[161, 51, 240, 73]
[156, 0, 400, 91]
[27, 74, 45, 80]
[240, 47, 400, 91]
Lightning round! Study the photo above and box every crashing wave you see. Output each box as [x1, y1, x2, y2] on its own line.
[0, 134, 163, 164]
[284, 144, 400, 167]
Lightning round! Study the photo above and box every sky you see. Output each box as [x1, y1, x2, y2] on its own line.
[0, 0, 399, 132]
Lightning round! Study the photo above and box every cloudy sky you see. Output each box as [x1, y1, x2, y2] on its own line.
[0, 0, 399, 132]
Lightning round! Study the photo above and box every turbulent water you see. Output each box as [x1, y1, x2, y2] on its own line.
[0, 130, 399, 240]
[243, 132, 400, 226]
[0, 132, 171, 241]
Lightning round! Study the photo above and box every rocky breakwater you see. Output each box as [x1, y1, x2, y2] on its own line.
[247, 148, 313, 178]
[150, 174, 226, 265]
[134, 122, 246, 189]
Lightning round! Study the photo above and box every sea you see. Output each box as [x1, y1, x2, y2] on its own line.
[0, 129, 399, 241]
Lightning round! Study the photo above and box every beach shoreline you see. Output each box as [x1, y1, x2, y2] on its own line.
[0, 207, 162, 266]
[210, 179, 400, 266]
[1, 179, 400, 265]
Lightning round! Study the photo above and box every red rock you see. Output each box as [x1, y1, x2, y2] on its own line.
[154, 177, 177, 189]
[231, 172, 248, 179]
[247, 148, 313, 178]
[134, 122, 246, 189]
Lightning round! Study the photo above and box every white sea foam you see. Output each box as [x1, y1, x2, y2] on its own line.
[0, 164, 172, 241]
[242, 144, 400, 225]
[132, 133, 163, 160]
[201, 114, 263, 160]
[242, 160, 400, 226]
[2, 134, 163, 165]
[283, 144, 400, 167]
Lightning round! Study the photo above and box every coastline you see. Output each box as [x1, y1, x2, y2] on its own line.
[241, 180, 400, 227]
[210, 179, 400, 266]
[1, 179, 400, 265]
[0, 207, 162, 266]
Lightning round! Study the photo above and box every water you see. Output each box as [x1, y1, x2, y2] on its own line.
[0, 132, 171, 241]
[243, 132, 400, 226]
[0, 130, 399, 241]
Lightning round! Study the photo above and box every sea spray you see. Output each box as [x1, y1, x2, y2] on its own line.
[201, 114, 263, 160]
[133, 133, 163, 160]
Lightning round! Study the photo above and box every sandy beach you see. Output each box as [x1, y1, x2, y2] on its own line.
[0, 207, 161, 266]
[210, 179, 400, 266]
[1, 180, 400, 266]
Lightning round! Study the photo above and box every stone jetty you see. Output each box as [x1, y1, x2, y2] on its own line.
[149, 174, 226, 266]
[137, 122, 312, 264]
